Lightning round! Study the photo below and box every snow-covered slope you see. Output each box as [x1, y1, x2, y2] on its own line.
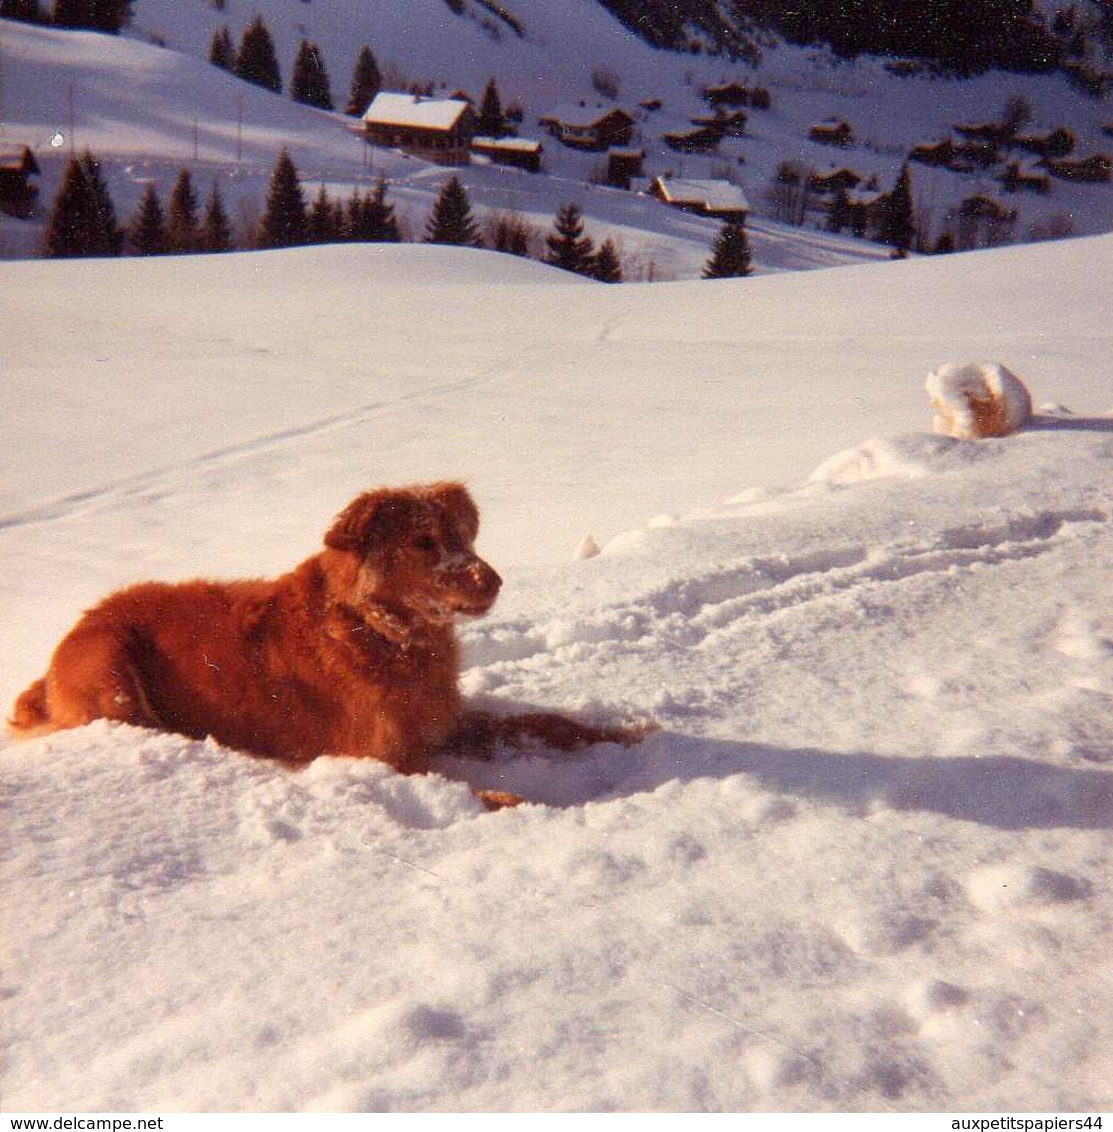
[2, 231, 1111, 1112]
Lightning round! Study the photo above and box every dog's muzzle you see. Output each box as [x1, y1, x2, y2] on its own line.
[459, 558, 502, 612]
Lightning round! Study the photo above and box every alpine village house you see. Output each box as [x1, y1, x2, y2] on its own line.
[360, 92, 476, 165]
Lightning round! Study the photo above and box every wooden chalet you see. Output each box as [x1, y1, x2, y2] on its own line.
[649, 176, 750, 221]
[1012, 128, 1074, 159]
[1043, 153, 1111, 183]
[1000, 161, 1051, 195]
[809, 166, 862, 194]
[690, 110, 747, 138]
[606, 147, 644, 190]
[663, 126, 721, 153]
[809, 119, 854, 148]
[0, 146, 40, 219]
[470, 136, 543, 172]
[909, 138, 956, 167]
[701, 81, 749, 108]
[361, 92, 475, 164]
[954, 121, 1008, 145]
[538, 103, 635, 151]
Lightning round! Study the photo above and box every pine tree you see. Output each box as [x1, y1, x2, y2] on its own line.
[881, 163, 915, 257]
[208, 24, 234, 71]
[51, 0, 87, 26]
[364, 177, 401, 242]
[290, 39, 334, 110]
[88, 0, 129, 31]
[345, 44, 382, 116]
[826, 186, 851, 233]
[544, 202, 595, 276]
[130, 182, 166, 255]
[201, 180, 233, 253]
[52, 0, 130, 31]
[166, 167, 200, 253]
[234, 14, 282, 94]
[258, 149, 307, 248]
[43, 150, 121, 257]
[488, 212, 532, 257]
[702, 220, 752, 278]
[307, 184, 338, 244]
[477, 77, 506, 138]
[2, 0, 47, 22]
[592, 237, 623, 283]
[424, 175, 481, 247]
[341, 189, 369, 241]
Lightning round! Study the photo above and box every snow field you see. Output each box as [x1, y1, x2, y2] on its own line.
[1, 232, 1111, 1110]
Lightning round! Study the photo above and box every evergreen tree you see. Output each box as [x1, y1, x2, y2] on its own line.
[345, 44, 382, 116]
[208, 24, 234, 71]
[826, 186, 852, 233]
[259, 149, 307, 248]
[2, 0, 47, 22]
[52, 0, 130, 31]
[201, 180, 234, 253]
[592, 237, 623, 283]
[702, 220, 752, 278]
[364, 177, 401, 242]
[881, 163, 915, 257]
[307, 184, 338, 244]
[166, 167, 200, 253]
[129, 182, 166, 256]
[341, 188, 369, 241]
[290, 39, 334, 110]
[488, 212, 532, 257]
[234, 14, 282, 94]
[476, 77, 506, 138]
[544, 202, 595, 276]
[43, 150, 121, 257]
[424, 175, 481, 247]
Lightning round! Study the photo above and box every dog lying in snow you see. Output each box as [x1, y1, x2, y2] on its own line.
[926, 362, 1032, 440]
[8, 482, 642, 807]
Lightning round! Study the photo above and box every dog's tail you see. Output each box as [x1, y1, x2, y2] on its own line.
[8, 678, 51, 738]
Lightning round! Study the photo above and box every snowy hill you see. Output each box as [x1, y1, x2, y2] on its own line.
[2, 227, 1111, 1111]
[2, 5, 1110, 271]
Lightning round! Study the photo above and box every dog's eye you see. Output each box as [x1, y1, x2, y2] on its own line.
[412, 535, 438, 553]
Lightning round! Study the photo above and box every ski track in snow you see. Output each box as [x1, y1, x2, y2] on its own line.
[0, 344, 542, 534]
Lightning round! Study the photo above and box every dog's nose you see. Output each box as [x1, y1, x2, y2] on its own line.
[468, 559, 502, 599]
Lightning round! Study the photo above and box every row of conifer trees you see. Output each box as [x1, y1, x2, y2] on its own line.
[40, 148, 753, 280]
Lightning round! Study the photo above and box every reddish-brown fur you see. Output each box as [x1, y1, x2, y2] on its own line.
[9, 483, 644, 800]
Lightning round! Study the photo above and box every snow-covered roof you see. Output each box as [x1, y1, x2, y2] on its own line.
[471, 136, 542, 153]
[540, 101, 633, 128]
[652, 177, 750, 212]
[362, 92, 470, 131]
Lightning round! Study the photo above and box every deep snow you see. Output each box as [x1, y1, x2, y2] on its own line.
[2, 234, 1111, 1113]
[1, 5, 1112, 1115]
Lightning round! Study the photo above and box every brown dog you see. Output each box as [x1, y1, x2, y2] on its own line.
[9, 482, 640, 801]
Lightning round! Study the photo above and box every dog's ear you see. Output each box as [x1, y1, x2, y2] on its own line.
[427, 481, 479, 544]
[324, 491, 420, 553]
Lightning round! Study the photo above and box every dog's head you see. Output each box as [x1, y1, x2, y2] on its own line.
[324, 482, 501, 623]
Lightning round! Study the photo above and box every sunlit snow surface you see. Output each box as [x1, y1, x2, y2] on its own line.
[2, 232, 1110, 1112]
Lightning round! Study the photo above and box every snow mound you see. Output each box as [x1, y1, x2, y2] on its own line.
[808, 433, 994, 485]
[926, 362, 1033, 440]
